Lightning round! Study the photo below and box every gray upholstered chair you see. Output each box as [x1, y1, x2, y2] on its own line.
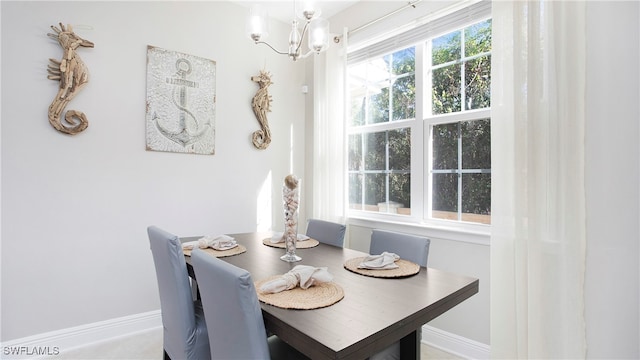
[305, 218, 346, 247]
[191, 248, 308, 359]
[370, 229, 431, 267]
[147, 226, 210, 360]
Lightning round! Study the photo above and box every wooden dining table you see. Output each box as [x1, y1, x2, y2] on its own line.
[183, 232, 478, 360]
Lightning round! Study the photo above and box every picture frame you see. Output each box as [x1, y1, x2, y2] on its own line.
[145, 45, 216, 155]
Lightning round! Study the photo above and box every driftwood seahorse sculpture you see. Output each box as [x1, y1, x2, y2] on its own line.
[251, 70, 273, 150]
[46, 23, 94, 135]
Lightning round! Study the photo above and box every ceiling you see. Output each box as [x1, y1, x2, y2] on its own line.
[234, 1, 359, 23]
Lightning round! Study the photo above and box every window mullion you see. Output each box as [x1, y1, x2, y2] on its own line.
[385, 130, 390, 206]
[424, 39, 434, 220]
[361, 94, 368, 209]
[457, 122, 463, 221]
[460, 28, 467, 112]
[412, 42, 425, 221]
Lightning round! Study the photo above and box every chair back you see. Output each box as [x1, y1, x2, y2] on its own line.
[306, 219, 346, 247]
[191, 248, 271, 360]
[148, 226, 208, 360]
[370, 229, 431, 267]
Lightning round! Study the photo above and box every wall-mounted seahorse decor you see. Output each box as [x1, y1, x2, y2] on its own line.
[251, 70, 273, 150]
[46, 23, 94, 135]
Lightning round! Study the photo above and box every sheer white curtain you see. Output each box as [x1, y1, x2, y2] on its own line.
[490, 1, 587, 358]
[311, 35, 346, 222]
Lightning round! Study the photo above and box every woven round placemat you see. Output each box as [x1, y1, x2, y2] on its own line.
[262, 238, 320, 249]
[343, 257, 420, 278]
[183, 245, 247, 258]
[255, 276, 344, 310]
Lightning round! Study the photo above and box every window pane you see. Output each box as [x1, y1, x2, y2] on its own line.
[432, 31, 461, 65]
[348, 134, 362, 171]
[464, 55, 491, 110]
[432, 123, 458, 170]
[349, 128, 411, 216]
[364, 173, 385, 206]
[349, 173, 363, 206]
[392, 75, 415, 120]
[364, 132, 385, 170]
[388, 128, 411, 170]
[464, 19, 492, 57]
[390, 173, 411, 211]
[368, 87, 389, 124]
[461, 119, 491, 169]
[462, 173, 491, 224]
[350, 95, 365, 126]
[432, 63, 461, 114]
[392, 47, 415, 75]
[432, 173, 458, 213]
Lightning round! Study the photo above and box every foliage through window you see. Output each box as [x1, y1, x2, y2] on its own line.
[347, 18, 492, 225]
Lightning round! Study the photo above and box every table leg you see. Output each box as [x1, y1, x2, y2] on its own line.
[399, 327, 421, 359]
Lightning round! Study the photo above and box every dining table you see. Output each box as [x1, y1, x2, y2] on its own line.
[182, 232, 478, 360]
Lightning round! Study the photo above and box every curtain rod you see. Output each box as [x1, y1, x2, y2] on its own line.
[349, 0, 422, 36]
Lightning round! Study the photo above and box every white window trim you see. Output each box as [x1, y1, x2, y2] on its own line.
[348, 215, 490, 246]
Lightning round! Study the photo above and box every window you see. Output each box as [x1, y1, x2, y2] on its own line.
[347, 8, 491, 226]
[348, 48, 415, 215]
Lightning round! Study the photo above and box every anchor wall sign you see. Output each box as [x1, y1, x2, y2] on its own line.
[145, 45, 216, 155]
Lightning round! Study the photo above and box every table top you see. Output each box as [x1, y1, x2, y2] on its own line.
[183, 232, 478, 360]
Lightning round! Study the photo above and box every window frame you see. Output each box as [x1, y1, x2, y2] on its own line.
[346, 12, 492, 235]
[347, 47, 418, 217]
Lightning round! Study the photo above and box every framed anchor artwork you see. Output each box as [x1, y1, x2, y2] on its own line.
[145, 45, 216, 155]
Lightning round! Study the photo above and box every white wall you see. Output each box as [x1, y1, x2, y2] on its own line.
[1, 1, 308, 341]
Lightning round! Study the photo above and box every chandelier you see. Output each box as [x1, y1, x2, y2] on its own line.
[246, 1, 330, 61]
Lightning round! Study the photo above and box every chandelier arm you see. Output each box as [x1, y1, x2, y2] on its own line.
[298, 49, 316, 59]
[255, 41, 289, 55]
[295, 21, 311, 54]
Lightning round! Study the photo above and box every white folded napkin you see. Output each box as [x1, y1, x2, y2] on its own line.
[269, 232, 311, 244]
[182, 234, 237, 251]
[259, 265, 333, 294]
[357, 252, 400, 269]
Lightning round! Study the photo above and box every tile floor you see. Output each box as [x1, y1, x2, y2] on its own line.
[54, 327, 463, 359]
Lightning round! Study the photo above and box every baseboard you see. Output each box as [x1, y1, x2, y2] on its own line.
[1, 312, 486, 360]
[421, 324, 490, 359]
[1, 310, 162, 359]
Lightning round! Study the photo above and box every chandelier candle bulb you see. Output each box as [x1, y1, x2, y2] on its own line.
[309, 18, 329, 52]
[246, 5, 268, 41]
